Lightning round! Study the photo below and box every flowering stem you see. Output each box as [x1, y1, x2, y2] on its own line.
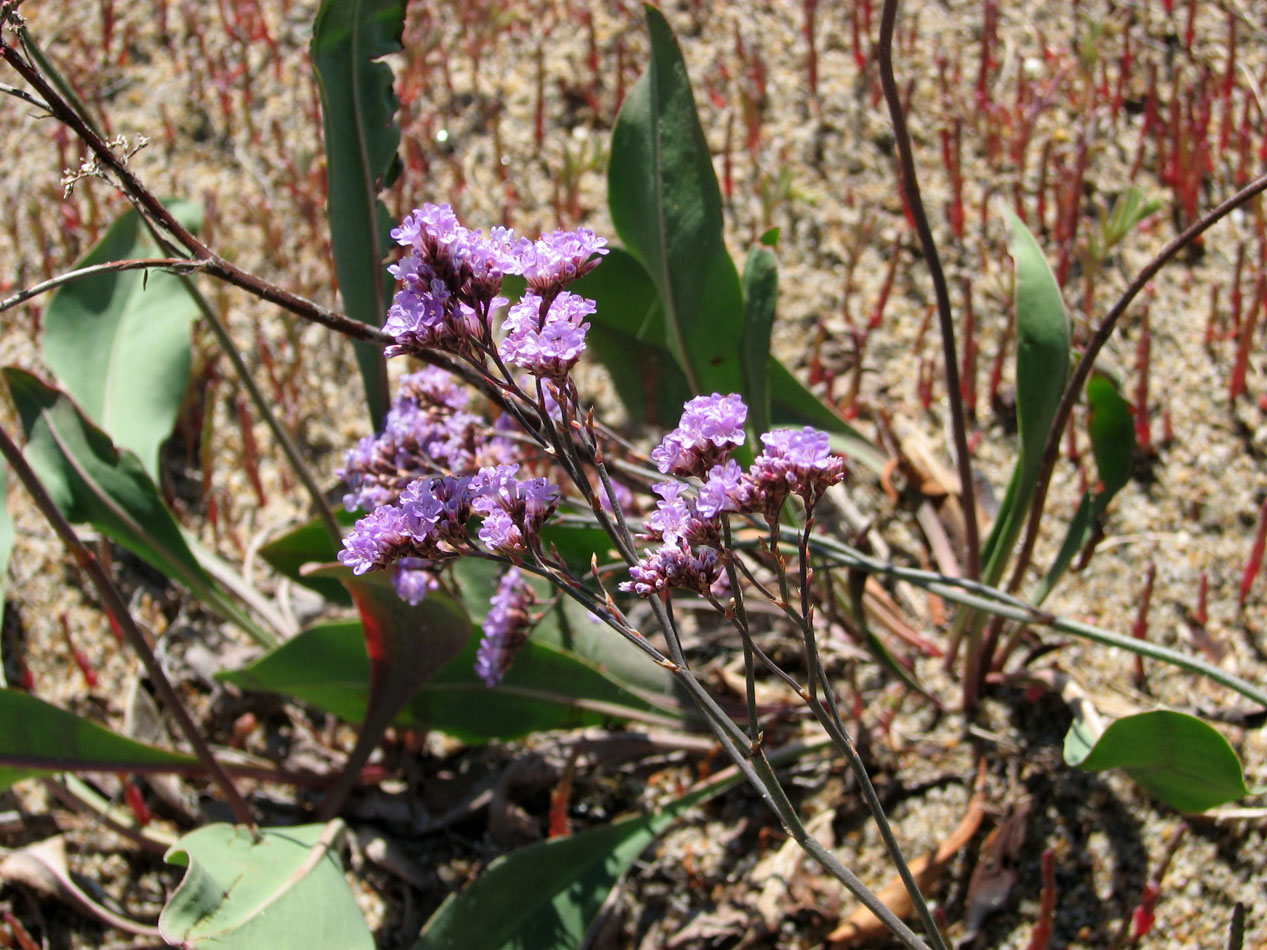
[0, 424, 255, 829]
[877, 0, 981, 583]
[721, 519, 760, 739]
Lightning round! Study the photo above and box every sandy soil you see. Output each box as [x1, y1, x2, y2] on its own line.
[1, 0, 1265, 947]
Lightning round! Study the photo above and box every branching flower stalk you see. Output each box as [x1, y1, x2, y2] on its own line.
[328, 204, 942, 949]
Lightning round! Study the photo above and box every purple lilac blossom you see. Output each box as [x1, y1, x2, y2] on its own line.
[517, 228, 609, 292]
[338, 505, 415, 575]
[385, 202, 521, 355]
[651, 393, 748, 476]
[397, 476, 473, 560]
[619, 542, 721, 598]
[499, 291, 595, 381]
[474, 568, 536, 686]
[750, 426, 847, 515]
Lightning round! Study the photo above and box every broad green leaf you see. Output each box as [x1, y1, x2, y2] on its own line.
[608, 5, 744, 397]
[0, 689, 197, 791]
[311, 0, 405, 427]
[2, 369, 271, 646]
[767, 359, 886, 473]
[258, 511, 358, 606]
[1064, 710, 1253, 813]
[41, 201, 202, 481]
[741, 244, 778, 440]
[414, 759, 745, 950]
[219, 619, 681, 744]
[0, 464, 11, 645]
[1034, 371, 1134, 603]
[161, 821, 372, 949]
[980, 212, 1070, 582]
[574, 246, 692, 427]
[309, 567, 471, 762]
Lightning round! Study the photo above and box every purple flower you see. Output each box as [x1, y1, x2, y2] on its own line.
[619, 542, 722, 598]
[499, 291, 594, 381]
[398, 476, 473, 560]
[338, 505, 415, 575]
[470, 463, 560, 555]
[475, 568, 537, 686]
[516, 228, 609, 292]
[696, 459, 757, 518]
[339, 370, 504, 512]
[477, 508, 525, 555]
[750, 427, 847, 515]
[643, 480, 717, 547]
[651, 393, 748, 477]
[393, 558, 440, 605]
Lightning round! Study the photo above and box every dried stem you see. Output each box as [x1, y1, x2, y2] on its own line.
[0, 424, 255, 828]
[877, 0, 980, 582]
[0, 258, 204, 314]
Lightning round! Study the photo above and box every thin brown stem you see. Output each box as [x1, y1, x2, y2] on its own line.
[0, 424, 255, 828]
[1006, 169, 1267, 592]
[877, 0, 980, 582]
[0, 258, 204, 314]
[0, 36, 389, 347]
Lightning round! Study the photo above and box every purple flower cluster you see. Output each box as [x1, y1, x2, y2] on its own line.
[750, 427, 848, 514]
[338, 475, 473, 574]
[650, 393, 748, 476]
[338, 367, 514, 512]
[622, 394, 847, 599]
[470, 463, 560, 556]
[383, 203, 607, 368]
[517, 228, 608, 293]
[474, 568, 537, 687]
[499, 291, 595, 382]
[392, 558, 440, 605]
[621, 543, 721, 598]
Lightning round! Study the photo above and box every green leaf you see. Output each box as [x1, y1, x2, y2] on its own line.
[1085, 370, 1134, 498]
[310, 0, 405, 428]
[767, 360, 886, 473]
[2, 368, 271, 646]
[980, 212, 1071, 582]
[1033, 371, 1135, 603]
[608, 5, 744, 397]
[1064, 710, 1254, 813]
[0, 463, 11, 643]
[258, 511, 358, 606]
[574, 246, 693, 428]
[160, 821, 372, 949]
[414, 762, 744, 950]
[310, 567, 471, 758]
[1102, 187, 1162, 251]
[741, 244, 778, 441]
[218, 619, 681, 744]
[41, 201, 202, 481]
[0, 689, 197, 791]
